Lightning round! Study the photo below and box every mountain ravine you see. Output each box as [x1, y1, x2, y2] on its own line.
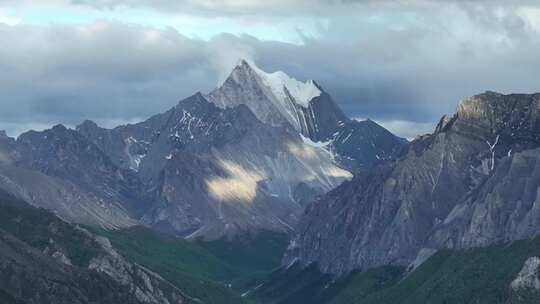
[284, 91, 540, 274]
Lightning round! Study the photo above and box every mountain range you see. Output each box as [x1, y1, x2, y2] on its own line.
[3, 60, 540, 303]
[0, 60, 405, 240]
[284, 91, 540, 274]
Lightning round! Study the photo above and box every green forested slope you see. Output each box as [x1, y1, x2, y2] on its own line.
[250, 238, 540, 304]
[92, 226, 289, 304]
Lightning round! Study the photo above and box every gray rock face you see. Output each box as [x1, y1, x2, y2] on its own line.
[206, 60, 292, 128]
[0, 133, 136, 229]
[0, 230, 138, 304]
[205, 59, 348, 144]
[16, 124, 150, 218]
[84, 232, 187, 304]
[284, 91, 540, 274]
[512, 257, 540, 290]
[326, 119, 407, 170]
[76, 120, 136, 170]
[294, 88, 348, 142]
[0, 189, 186, 304]
[103, 93, 351, 238]
[205, 60, 405, 171]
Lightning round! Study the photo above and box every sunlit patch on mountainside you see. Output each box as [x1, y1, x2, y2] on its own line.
[321, 165, 353, 178]
[206, 159, 264, 203]
[286, 140, 352, 181]
[286, 141, 319, 160]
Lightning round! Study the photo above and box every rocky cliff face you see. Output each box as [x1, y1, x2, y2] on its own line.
[76, 119, 141, 170]
[0, 189, 186, 304]
[284, 91, 540, 274]
[16, 124, 150, 218]
[325, 119, 407, 170]
[0, 131, 137, 229]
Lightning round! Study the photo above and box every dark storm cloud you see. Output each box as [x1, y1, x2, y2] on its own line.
[242, 1, 540, 123]
[0, 22, 219, 135]
[0, 0, 540, 138]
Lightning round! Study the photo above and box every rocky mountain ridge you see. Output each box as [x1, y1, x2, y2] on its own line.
[0, 189, 187, 304]
[284, 91, 540, 274]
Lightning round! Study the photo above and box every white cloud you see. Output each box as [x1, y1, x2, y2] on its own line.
[1, 1, 540, 138]
[0, 9, 20, 25]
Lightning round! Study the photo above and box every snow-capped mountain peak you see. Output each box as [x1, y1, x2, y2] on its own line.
[205, 59, 405, 166]
[228, 59, 321, 106]
[206, 59, 327, 132]
[244, 60, 321, 108]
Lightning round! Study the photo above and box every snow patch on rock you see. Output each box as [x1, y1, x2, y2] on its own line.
[251, 63, 321, 108]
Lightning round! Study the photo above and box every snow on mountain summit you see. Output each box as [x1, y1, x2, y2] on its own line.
[204, 59, 406, 172]
[245, 60, 321, 107]
[205, 59, 326, 132]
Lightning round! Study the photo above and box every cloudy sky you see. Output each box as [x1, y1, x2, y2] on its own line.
[0, 0, 539, 138]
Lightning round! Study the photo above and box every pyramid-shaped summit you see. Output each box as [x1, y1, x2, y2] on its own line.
[205, 59, 406, 170]
[205, 59, 347, 139]
[227, 59, 322, 107]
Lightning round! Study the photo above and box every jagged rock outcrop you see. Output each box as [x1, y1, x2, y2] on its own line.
[0, 189, 186, 304]
[0, 230, 143, 304]
[84, 233, 187, 303]
[512, 257, 540, 291]
[0, 131, 136, 229]
[76, 120, 140, 170]
[284, 91, 540, 274]
[327, 119, 407, 170]
[16, 124, 148, 217]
